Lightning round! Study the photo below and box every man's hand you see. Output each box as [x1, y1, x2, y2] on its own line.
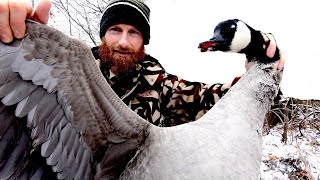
[0, 0, 51, 43]
[245, 33, 285, 71]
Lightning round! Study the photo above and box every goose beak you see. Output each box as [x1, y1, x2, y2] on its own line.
[198, 33, 225, 52]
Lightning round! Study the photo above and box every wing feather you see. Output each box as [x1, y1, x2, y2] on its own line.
[0, 66, 18, 85]
[0, 20, 151, 179]
[0, 107, 15, 136]
[33, 105, 62, 147]
[15, 87, 46, 118]
[52, 126, 76, 173]
[0, 40, 22, 70]
[0, 119, 17, 166]
[0, 132, 29, 179]
[1, 81, 38, 106]
[0, 104, 55, 179]
[40, 113, 65, 158]
[0, 76, 22, 98]
[32, 63, 54, 87]
[28, 93, 57, 128]
[18, 59, 43, 80]
[0, 22, 94, 179]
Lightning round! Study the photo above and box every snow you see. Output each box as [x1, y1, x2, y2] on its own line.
[260, 102, 320, 179]
[261, 124, 320, 179]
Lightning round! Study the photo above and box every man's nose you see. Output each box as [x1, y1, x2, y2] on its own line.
[118, 33, 130, 48]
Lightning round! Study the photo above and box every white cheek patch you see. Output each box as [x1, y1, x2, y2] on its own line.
[230, 21, 251, 52]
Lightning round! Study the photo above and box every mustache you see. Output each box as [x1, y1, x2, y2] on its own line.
[113, 47, 135, 54]
[98, 43, 145, 75]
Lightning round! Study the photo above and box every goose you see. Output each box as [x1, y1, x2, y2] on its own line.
[0, 19, 281, 179]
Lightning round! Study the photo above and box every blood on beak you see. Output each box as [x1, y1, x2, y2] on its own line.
[198, 41, 217, 52]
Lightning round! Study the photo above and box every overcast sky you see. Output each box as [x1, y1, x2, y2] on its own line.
[145, 0, 320, 100]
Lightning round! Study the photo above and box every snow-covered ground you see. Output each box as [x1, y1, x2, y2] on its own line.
[260, 102, 320, 179]
[261, 125, 320, 179]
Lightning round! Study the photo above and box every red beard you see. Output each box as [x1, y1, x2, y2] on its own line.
[99, 43, 145, 75]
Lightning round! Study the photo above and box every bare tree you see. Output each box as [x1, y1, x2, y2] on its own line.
[50, 0, 109, 46]
[49, 0, 148, 46]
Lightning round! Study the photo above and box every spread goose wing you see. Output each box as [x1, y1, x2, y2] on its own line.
[0, 20, 149, 179]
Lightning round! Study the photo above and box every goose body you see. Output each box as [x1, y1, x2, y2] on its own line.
[0, 20, 281, 179]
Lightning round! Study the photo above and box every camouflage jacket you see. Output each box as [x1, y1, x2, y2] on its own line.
[93, 48, 237, 127]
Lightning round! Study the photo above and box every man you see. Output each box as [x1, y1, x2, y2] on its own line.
[0, 0, 284, 126]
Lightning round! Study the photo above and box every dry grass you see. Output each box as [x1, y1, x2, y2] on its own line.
[264, 98, 320, 140]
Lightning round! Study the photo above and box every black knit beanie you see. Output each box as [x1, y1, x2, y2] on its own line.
[100, 0, 150, 45]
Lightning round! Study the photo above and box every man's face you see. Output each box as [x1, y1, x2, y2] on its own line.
[99, 24, 145, 75]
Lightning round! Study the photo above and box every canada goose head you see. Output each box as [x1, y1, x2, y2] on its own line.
[198, 19, 280, 63]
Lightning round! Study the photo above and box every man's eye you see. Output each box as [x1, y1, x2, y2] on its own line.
[129, 30, 140, 35]
[109, 28, 120, 32]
